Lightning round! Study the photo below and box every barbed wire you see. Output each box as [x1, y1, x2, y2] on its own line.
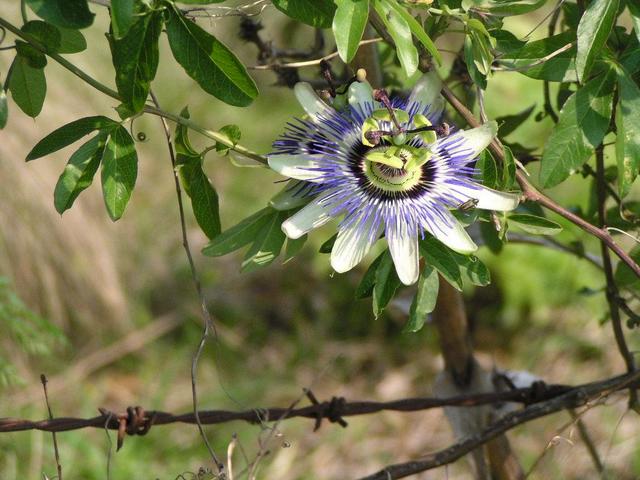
[3, 371, 637, 458]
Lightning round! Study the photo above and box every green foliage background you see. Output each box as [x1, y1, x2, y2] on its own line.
[0, 1, 639, 479]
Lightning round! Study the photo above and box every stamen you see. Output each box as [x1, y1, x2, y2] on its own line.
[373, 89, 402, 134]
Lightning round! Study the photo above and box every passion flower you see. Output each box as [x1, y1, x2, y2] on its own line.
[268, 73, 520, 285]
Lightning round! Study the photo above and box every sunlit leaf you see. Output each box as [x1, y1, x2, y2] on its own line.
[100, 126, 138, 221]
[165, 6, 258, 107]
[540, 70, 615, 187]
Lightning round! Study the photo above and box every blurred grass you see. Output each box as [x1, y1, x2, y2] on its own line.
[0, 2, 639, 479]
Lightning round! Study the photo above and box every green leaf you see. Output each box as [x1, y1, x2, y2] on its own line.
[202, 208, 273, 256]
[180, 160, 221, 239]
[539, 70, 615, 188]
[272, 0, 337, 28]
[464, 35, 487, 89]
[241, 211, 287, 272]
[53, 132, 107, 213]
[57, 28, 87, 53]
[480, 220, 503, 253]
[496, 104, 535, 137]
[165, 6, 258, 107]
[15, 41, 47, 69]
[333, 0, 370, 63]
[8, 55, 46, 118]
[355, 252, 385, 299]
[500, 31, 577, 82]
[614, 69, 640, 198]
[405, 265, 438, 332]
[100, 126, 138, 221]
[111, 0, 135, 39]
[283, 235, 307, 263]
[21, 21, 61, 54]
[614, 246, 640, 290]
[215, 124, 241, 155]
[373, 251, 401, 317]
[373, 0, 418, 77]
[477, 150, 498, 189]
[109, 11, 161, 113]
[459, 256, 491, 286]
[576, 0, 619, 82]
[481, 0, 547, 16]
[384, 0, 442, 65]
[26, 116, 117, 160]
[508, 213, 563, 235]
[319, 233, 338, 254]
[26, 0, 94, 29]
[501, 144, 516, 190]
[629, 1, 640, 44]
[420, 237, 463, 291]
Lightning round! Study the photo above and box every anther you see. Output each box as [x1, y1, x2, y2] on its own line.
[373, 89, 402, 134]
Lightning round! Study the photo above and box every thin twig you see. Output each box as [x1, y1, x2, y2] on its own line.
[492, 42, 574, 72]
[507, 233, 603, 269]
[439, 84, 640, 280]
[249, 38, 383, 70]
[150, 90, 224, 473]
[595, 146, 638, 410]
[357, 370, 640, 480]
[40, 375, 62, 480]
[569, 409, 604, 474]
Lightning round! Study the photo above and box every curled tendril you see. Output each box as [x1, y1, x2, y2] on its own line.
[0, 26, 6, 46]
[128, 117, 148, 143]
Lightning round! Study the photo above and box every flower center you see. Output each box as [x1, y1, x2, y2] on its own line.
[363, 147, 423, 193]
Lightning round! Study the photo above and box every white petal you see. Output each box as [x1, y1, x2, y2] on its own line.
[387, 228, 419, 285]
[294, 82, 333, 120]
[268, 154, 324, 182]
[348, 81, 374, 109]
[281, 195, 335, 239]
[331, 217, 381, 273]
[426, 210, 478, 254]
[451, 184, 521, 211]
[408, 71, 442, 110]
[269, 180, 311, 211]
[437, 122, 497, 159]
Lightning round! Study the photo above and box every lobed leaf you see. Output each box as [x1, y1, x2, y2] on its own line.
[27, 116, 117, 160]
[53, 132, 107, 213]
[110, 0, 136, 39]
[575, 0, 619, 82]
[614, 69, 640, 198]
[373, 0, 418, 77]
[241, 211, 287, 272]
[100, 126, 138, 221]
[499, 31, 577, 82]
[539, 70, 615, 188]
[420, 237, 463, 291]
[202, 208, 273, 257]
[8, 55, 46, 118]
[108, 10, 162, 113]
[373, 251, 401, 317]
[272, 0, 337, 28]
[405, 265, 438, 332]
[57, 28, 87, 54]
[165, 6, 258, 107]
[21, 21, 61, 54]
[26, 0, 94, 29]
[508, 213, 563, 235]
[333, 0, 370, 63]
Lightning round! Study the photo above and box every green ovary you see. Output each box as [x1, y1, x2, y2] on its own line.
[363, 147, 423, 193]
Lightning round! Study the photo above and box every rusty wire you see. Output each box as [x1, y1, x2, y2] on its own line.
[4, 373, 634, 451]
